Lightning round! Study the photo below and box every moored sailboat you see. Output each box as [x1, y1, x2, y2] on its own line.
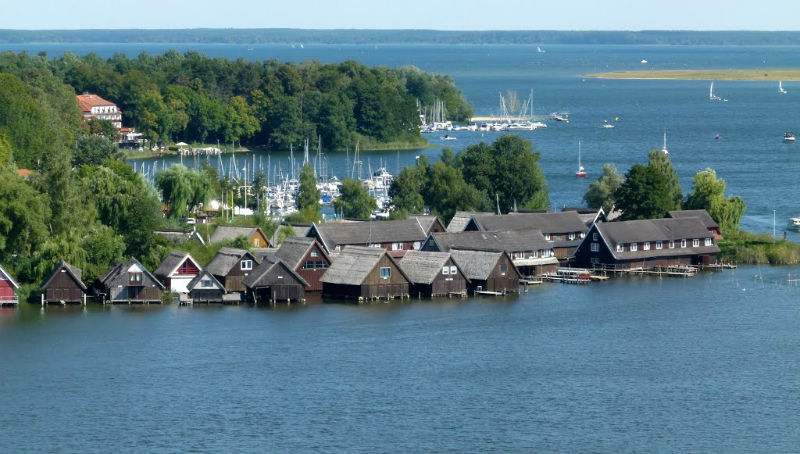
[575, 140, 587, 178]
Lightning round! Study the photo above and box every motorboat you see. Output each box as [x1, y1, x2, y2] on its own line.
[784, 132, 796, 142]
[441, 134, 457, 141]
[789, 217, 800, 231]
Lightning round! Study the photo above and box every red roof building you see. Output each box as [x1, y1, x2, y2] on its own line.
[76, 94, 122, 128]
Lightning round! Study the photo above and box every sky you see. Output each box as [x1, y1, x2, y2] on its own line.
[2, 0, 797, 31]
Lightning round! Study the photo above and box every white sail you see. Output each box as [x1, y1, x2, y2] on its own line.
[779, 80, 787, 94]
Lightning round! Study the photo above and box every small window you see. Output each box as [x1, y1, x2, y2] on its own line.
[569, 233, 576, 240]
[681, 239, 687, 248]
[544, 233, 551, 241]
[590, 242, 599, 252]
[449, 266, 457, 275]
[129, 272, 142, 283]
[643, 242, 650, 251]
[693, 239, 700, 247]
[241, 260, 253, 271]
[392, 242, 404, 251]
[370, 243, 381, 248]
[201, 279, 212, 288]
[442, 266, 450, 275]
[705, 238, 712, 246]
[380, 267, 391, 279]
[631, 243, 638, 252]
[532, 250, 538, 258]
[580, 232, 586, 239]
[592, 233, 598, 241]
[254, 238, 261, 247]
[500, 264, 507, 275]
[656, 241, 663, 250]
[669, 240, 675, 249]
[616, 244, 623, 252]
[310, 250, 319, 258]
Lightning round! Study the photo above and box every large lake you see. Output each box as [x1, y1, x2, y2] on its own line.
[2, 42, 800, 452]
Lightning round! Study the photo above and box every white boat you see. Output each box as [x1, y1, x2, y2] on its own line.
[441, 134, 457, 141]
[779, 80, 787, 94]
[575, 140, 587, 178]
[537, 46, 546, 54]
[661, 130, 669, 155]
[709, 81, 727, 102]
[601, 120, 615, 129]
[784, 132, 796, 142]
[640, 59, 648, 64]
[789, 217, 800, 231]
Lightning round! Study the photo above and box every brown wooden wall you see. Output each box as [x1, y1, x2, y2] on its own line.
[109, 285, 163, 303]
[427, 257, 467, 297]
[295, 244, 331, 292]
[221, 258, 251, 292]
[363, 254, 408, 286]
[485, 254, 520, 293]
[43, 270, 84, 303]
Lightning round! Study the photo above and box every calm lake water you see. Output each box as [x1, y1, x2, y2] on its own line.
[1, 267, 799, 452]
[3, 42, 800, 452]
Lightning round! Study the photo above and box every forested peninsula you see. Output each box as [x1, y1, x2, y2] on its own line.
[0, 50, 472, 156]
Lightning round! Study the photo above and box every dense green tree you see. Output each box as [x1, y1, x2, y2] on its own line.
[87, 118, 119, 139]
[295, 163, 321, 222]
[73, 134, 124, 167]
[0, 170, 50, 269]
[614, 164, 678, 220]
[425, 159, 485, 223]
[155, 164, 212, 219]
[459, 135, 549, 212]
[38, 148, 95, 236]
[333, 178, 376, 220]
[0, 73, 59, 168]
[388, 156, 429, 217]
[685, 169, 746, 235]
[584, 164, 624, 212]
[647, 150, 682, 210]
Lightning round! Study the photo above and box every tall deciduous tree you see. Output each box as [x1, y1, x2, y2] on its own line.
[388, 156, 429, 217]
[155, 164, 212, 219]
[333, 178, 376, 220]
[614, 164, 677, 220]
[584, 164, 624, 212]
[685, 169, 746, 235]
[295, 163, 321, 222]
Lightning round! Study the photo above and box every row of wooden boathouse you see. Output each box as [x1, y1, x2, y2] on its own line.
[0, 208, 723, 306]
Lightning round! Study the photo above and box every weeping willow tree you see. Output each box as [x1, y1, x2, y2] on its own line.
[685, 169, 746, 235]
[155, 164, 213, 219]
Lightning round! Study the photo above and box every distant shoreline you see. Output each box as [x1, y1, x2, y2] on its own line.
[586, 69, 800, 81]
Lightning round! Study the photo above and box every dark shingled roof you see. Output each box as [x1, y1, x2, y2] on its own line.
[471, 211, 588, 234]
[595, 217, 720, 260]
[428, 229, 553, 253]
[41, 260, 87, 290]
[186, 269, 224, 292]
[98, 258, 164, 290]
[320, 246, 407, 286]
[242, 255, 309, 289]
[449, 250, 504, 281]
[270, 237, 329, 270]
[154, 251, 199, 279]
[398, 250, 453, 285]
[205, 247, 258, 277]
[446, 211, 489, 232]
[209, 226, 267, 244]
[668, 209, 720, 230]
[310, 218, 432, 251]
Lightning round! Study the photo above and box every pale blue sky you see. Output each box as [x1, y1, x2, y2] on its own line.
[2, 0, 797, 30]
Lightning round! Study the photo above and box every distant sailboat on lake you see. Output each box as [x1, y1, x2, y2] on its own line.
[779, 80, 787, 94]
[661, 130, 669, 155]
[576, 140, 587, 178]
[709, 81, 727, 102]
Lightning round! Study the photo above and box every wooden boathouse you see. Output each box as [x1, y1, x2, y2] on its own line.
[243, 255, 308, 303]
[398, 250, 468, 298]
[268, 237, 331, 292]
[186, 270, 226, 303]
[41, 261, 87, 305]
[0, 264, 20, 306]
[154, 251, 202, 294]
[449, 250, 521, 294]
[205, 247, 260, 294]
[321, 246, 410, 301]
[96, 258, 164, 304]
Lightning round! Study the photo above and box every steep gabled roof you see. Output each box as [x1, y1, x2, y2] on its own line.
[205, 247, 258, 277]
[449, 250, 504, 281]
[98, 258, 164, 290]
[186, 269, 225, 292]
[242, 255, 309, 289]
[428, 229, 552, 253]
[413, 215, 444, 234]
[398, 251, 453, 285]
[668, 209, 720, 230]
[209, 226, 268, 245]
[154, 251, 200, 279]
[41, 260, 87, 290]
[0, 264, 20, 289]
[272, 236, 330, 270]
[470, 211, 588, 234]
[76, 93, 116, 111]
[446, 211, 488, 232]
[320, 246, 408, 286]
[310, 218, 430, 251]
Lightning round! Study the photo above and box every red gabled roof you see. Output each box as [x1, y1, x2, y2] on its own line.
[17, 169, 33, 178]
[76, 94, 117, 112]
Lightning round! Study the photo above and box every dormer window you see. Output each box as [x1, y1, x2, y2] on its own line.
[241, 260, 253, 271]
[631, 243, 638, 251]
[681, 239, 687, 248]
[545, 233, 551, 241]
[643, 242, 650, 251]
[656, 241, 663, 250]
[705, 238, 712, 246]
[616, 244, 624, 252]
[693, 239, 700, 247]
[569, 233, 576, 240]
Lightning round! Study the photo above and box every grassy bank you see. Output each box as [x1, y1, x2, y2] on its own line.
[718, 231, 800, 265]
[586, 69, 800, 81]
